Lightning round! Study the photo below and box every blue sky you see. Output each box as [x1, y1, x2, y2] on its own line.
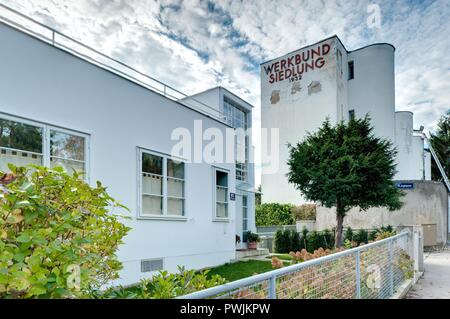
[1, 0, 449, 185]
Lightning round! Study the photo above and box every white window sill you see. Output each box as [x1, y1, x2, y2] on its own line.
[137, 215, 188, 222]
[212, 218, 230, 223]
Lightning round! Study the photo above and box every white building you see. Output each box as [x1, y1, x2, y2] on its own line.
[0, 7, 255, 285]
[261, 35, 431, 205]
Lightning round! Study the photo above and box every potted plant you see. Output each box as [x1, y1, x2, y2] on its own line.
[245, 231, 260, 250]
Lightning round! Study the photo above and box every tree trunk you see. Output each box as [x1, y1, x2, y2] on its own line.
[335, 202, 345, 248]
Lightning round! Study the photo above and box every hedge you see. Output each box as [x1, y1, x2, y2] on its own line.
[255, 203, 295, 226]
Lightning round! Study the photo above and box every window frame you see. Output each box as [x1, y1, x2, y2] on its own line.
[348, 61, 355, 80]
[0, 113, 90, 181]
[137, 147, 187, 221]
[242, 195, 248, 242]
[213, 166, 230, 222]
[349, 109, 356, 121]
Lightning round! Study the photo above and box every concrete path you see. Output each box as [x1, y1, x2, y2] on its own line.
[407, 249, 450, 299]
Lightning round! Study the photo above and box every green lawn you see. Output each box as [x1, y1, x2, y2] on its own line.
[206, 260, 275, 282]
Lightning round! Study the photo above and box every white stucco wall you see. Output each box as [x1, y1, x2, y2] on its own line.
[261, 36, 428, 205]
[348, 44, 396, 141]
[261, 37, 337, 205]
[315, 181, 448, 245]
[0, 22, 240, 285]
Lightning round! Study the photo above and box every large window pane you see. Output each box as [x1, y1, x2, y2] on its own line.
[0, 148, 43, 172]
[142, 195, 163, 215]
[216, 203, 228, 218]
[168, 178, 184, 198]
[142, 153, 163, 175]
[215, 170, 228, 218]
[0, 119, 43, 171]
[142, 173, 163, 195]
[50, 157, 85, 175]
[167, 159, 184, 179]
[0, 118, 43, 153]
[50, 130, 85, 161]
[216, 186, 227, 202]
[168, 198, 184, 216]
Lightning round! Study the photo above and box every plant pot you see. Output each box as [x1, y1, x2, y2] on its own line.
[247, 242, 258, 250]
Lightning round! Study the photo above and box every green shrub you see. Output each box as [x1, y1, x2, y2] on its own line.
[367, 225, 396, 241]
[0, 165, 130, 298]
[322, 229, 335, 249]
[94, 266, 226, 299]
[344, 227, 354, 242]
[368, 229, 379, 241]
[274, 229, 290, 253]
[354, 229, 369, 245]
[291, 204, 316, 220]
[255, 203, 295, 226]
[289, 229, 301, 252]
[306, 231, 319, 252]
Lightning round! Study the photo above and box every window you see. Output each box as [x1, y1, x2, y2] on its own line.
[140, 149, 185, 218]
[215, 169, 228, 219]
[223, 97, 247, 129]
[349, 109, 355, 121]
[50, 130, 86, 174]
[0, 118, 43, 172]
[242, 195, 248, 242]
[0, 116, 87, 177]
[348, 61, 354, 80]
[223, 97, 249, 181]
[235, 133, 248, 181]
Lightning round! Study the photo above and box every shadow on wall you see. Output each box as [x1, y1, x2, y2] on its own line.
[315, 180, 448, 246]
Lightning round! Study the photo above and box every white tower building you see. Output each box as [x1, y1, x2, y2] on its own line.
[261, 35, 430, 204]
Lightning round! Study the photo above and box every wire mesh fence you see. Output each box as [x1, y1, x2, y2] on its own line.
[178, 230, 414, 299]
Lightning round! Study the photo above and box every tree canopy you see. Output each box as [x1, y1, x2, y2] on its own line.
[430, 110, 450, 181]
[287, 116, 404, 246]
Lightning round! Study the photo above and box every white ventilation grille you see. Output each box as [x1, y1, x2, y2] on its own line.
[141, 259, 163, 273]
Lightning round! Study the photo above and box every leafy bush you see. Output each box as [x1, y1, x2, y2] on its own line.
[0, 165, 130, 298]
[344, 227, 354, 243]
[274, 229, 291, 253]
[291, 204, 316, 220]
[255, 203, 294, 226]
[275, 228, 335, 254]
[245, 231, 260, 243]
[289, 229, 301, 252]
[354, 229, 369, 245]
[94, 266, 226, 299]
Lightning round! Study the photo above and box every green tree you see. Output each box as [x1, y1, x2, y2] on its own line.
[430, 110, 450, 181]
[0, 165, 130, 298]
[286, 116, 403, 247]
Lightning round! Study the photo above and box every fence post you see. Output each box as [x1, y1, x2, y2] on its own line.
[355, 250, 361, 299]
[388, 239, 394, 297]
[268, 275, 277, 299]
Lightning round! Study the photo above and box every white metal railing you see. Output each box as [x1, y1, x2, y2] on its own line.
[0, 3, 227, 124]
[178, 230, 414, 299]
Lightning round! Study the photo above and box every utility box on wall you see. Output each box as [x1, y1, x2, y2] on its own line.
[422, 224, 437, 247]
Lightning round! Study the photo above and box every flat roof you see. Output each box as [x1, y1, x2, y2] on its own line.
[260, 34, 396, 65]
[190, 86, 254, 110]
[0, 3, 232, 127]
